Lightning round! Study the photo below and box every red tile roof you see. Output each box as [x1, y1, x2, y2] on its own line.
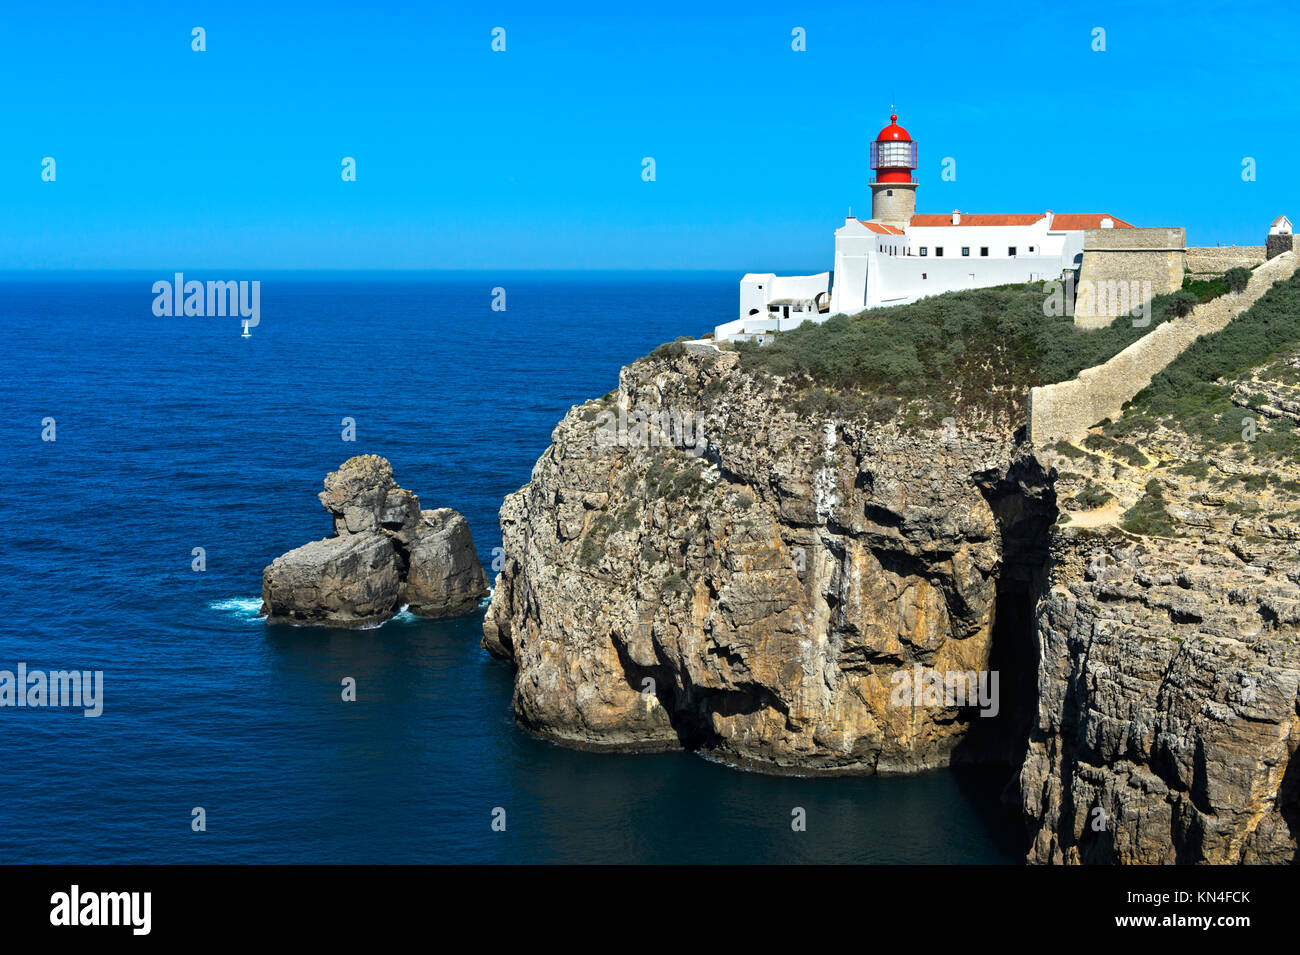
[909, 213, 1044, 227]
[851, 219, 906, 234]
[908, 212, 1134, 229]
[1049, 213, 1135, 230]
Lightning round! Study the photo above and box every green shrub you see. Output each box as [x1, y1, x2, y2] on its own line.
[1083, 433, 1147, 465]
[1074, 482, 1113, 508]
[1168, 291, 1198, 317]
[1224, 267, 1252, 294]
[1118, 270, 1300, 460]
[1182, 276, 1228, 302]
[1122, 482, 1176, 536]
[733, 281, 1194, 422]
[1173, 459, 1210, 479]
[1114, 443, 1150, 467]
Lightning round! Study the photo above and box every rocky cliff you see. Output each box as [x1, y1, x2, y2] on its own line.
[485, 338, 1300, 863]
[1019, 526, 1300, 863]
[483, 349, 1055, 773]
[262, 455, 488, 628]
[1019, 351, 1300, 864]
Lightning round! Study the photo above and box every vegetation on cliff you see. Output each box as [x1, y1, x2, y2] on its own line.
[1182, 266, 1250, 302]
[1106, 268, 1300, 459]
[733, 282, 1195, 424]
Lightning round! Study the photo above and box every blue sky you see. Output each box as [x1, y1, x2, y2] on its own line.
[2, 0, 1295, 270]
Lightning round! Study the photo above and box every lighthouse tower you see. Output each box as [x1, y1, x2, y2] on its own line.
[869, 113, 918, 225]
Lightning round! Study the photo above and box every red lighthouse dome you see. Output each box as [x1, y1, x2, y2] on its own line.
[876, 114, 911, 141]
[871, 113, 918, 184]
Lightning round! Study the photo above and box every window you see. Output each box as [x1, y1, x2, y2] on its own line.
[1028, 246, 1035, 252]
[1008, 246, 1017, 257]
[922, 273, 927, 280]
[886, 189, 894, 196]
[961, 247, 970, 257]
[935, 247, 943, 257]
[920, 247, 928, 256]
[980, 247, 989, 257]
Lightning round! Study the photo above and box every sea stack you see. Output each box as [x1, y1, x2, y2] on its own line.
[261, 455, 488, 628]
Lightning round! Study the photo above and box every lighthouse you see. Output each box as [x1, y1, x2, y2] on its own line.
[712, 112, 1170, 341]
[869, 113, 918, 225]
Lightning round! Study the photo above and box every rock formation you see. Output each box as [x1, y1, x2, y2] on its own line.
[1019, 528, 1300, 863]
[404, 508, 495, 618]
[483, 349, 1055, 772]
[485, 337, 1300, 862]
[262, 455, 488, 628]
[1019, 348, 1300, 863]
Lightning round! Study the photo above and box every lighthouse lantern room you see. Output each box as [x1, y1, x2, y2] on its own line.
[869, 113, 918, 225]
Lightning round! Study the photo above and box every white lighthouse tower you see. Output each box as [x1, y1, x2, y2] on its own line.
[869, 113, 918, 225]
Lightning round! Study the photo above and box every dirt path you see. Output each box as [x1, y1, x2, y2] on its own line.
[1064, 499, 1123, 528]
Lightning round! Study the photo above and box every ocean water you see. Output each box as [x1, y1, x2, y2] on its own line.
[0, 273, 1020, 863]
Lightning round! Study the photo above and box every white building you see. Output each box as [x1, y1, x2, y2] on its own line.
[716, 114, 1136, 342]
[1270, 215, 1293, 236]
[720, 272, 832, 341]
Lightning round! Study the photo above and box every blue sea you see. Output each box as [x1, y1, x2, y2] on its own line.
[0, 273, 1020, 863]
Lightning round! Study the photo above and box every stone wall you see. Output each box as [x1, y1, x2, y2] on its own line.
[1074, 227, 1185, 329]
[1186, 245, 1266, 275]
[1267, 234, 1294, 260]
[1028, 251, 1299, 443]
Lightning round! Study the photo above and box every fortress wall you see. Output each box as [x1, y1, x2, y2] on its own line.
[1074, 228, 1185, 330]
[1267, 235, 1294, 260]
[1029, 251, 1298, 443]
[1186, 245, 1266, 274]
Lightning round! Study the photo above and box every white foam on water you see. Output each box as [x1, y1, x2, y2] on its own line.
[211, 596, 489, 628]
[208, 596, 265, 621]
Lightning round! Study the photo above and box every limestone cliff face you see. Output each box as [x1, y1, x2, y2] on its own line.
[486, 341, 1300, 862]
[484, 349, 1055, 773]
[1019, 362, 1300, 863]
[1018, 529, 1300, 863]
